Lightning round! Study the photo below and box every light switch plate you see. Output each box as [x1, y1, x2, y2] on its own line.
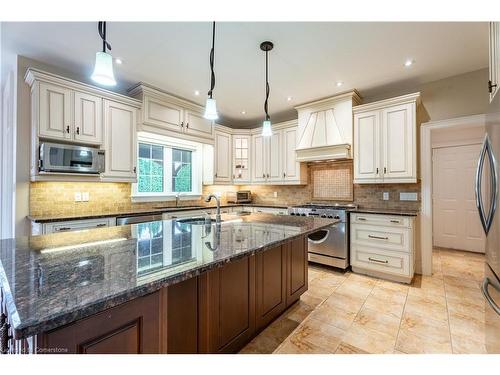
[400, 192, 418, 201]
[274, 192, 278, 198]
[82, 192, 90, 202]
[74, 192, 82, 202]
[382, 192, 389, 201]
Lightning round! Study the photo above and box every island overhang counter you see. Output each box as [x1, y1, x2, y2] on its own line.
[0, 213, 338, 354]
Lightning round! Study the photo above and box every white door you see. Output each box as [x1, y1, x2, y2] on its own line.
[103, 100, 137, 180]
[382, 103, 415, 181]
[267, 132, 282, 182]
[214, 131, 232, 183]
[184, 109, 214, 140]
[354, 111, 380, 182]
[282, 127, 299, 181]
[38, 82, 72, 140]
[143, 96, 184, 134]
[252, 134, 267, 183]
[74, 91, 103, 145]
[432, 144, 485, 253]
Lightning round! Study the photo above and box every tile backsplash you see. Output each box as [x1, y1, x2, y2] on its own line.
[30, 163, 421, 217]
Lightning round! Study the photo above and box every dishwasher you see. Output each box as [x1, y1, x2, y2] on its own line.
[116, 214, 163, 225]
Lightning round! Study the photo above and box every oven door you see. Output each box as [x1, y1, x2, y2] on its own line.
[40, 142, 104, 174]
[307, 223, 346, 259]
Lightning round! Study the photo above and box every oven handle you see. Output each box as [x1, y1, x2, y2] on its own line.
[481, 277, 500, 316]
[308, 229, 330, 244]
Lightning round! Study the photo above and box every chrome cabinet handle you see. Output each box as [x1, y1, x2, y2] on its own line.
[180, 121, 184, 128]
[376, 167, 379, 174]
[96, 223, 107, 227]
[384, 167, 387, 174]
[368, 257, 389, 264]
[76, 126, 80, 135]
[481, 277, 500, 315]
[368, 234, 389, 240]
[390, 220, 400, 223]
[476, 135, 498, 234]
[66, 125, 70, 133]
[358, 217, 367, 221]
[56, 227, 71, 232]
[308, 229, 330, 244]
[186, 122, 189, 129]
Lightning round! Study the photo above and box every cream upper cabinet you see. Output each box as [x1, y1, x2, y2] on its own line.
[252, 134, 267, 183]
[354, 110, 380, 181]
[74, 91, 103, 144]
[184, 109, 214, 140]
[267, 132, 282, 183]
[381, 103, 415, 181]
[489, 22, 500, 102]
[233, 135, 251, 183]
[102, 100, 137, 181]
[214, 130, 232, 183]
[353, 93, 419, 184]
[282, 126, 307, 183]
[129, 84, 215, 143]
[38, 81, 72, 140]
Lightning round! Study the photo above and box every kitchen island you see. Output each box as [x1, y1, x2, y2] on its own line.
[0, 213, 337, 354]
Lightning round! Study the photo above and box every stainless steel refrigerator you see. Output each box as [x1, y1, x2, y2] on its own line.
[476, 89, 500, 354]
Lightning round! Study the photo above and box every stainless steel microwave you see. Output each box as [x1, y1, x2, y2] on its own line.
[227, 190, 252, 204]
[39, 142, 105, 174]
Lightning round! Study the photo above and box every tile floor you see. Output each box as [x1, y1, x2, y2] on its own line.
[240, 248, 487, 354]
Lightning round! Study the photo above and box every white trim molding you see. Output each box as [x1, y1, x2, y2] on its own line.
[420, 113, 486, 275]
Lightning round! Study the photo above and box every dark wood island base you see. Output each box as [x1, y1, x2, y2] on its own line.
[37, 236, 307, 354]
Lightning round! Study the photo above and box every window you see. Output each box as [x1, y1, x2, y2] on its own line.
[133, 134, 203, 200]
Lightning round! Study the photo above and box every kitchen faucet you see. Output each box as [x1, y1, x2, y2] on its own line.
[204, 194, 221, 224]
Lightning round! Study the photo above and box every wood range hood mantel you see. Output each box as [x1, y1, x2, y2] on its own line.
[295, 90, 361, 162]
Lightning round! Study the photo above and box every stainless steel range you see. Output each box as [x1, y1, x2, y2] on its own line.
[288, 203, 357, 269]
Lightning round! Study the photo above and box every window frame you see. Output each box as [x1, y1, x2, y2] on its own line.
[132, 133, 203, 202]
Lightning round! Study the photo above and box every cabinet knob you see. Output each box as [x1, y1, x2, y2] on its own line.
[66, 125, 70, 133]
[267, 173, 270, 178]
[180, 121, 184, 128]
[133, 167, 137, 173]
[283, 172, 286, 178]
[489, 80, 498, 94]
[76, 127, 80, 135]
[186, 122, 189, 129]
[376, 167, 379, 174]
[384, 167, 387, 174]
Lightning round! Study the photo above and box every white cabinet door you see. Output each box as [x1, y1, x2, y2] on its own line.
[143, 95, 184, 133]
[214, 131, 232, 183]
[489, 22, 500, 102]
[252, 134, 267, 183]
[184, 109, 214, 140]
[267, 132, 282, 182]
[38, 82, 72, 140]
[233, 135, 251, 183]
[354, 110, 380, 182]
[282, 127, 299, 181]
[74, 91, 103, 145]
[381, 103, 415, 181]
[103, 100, 137, 180]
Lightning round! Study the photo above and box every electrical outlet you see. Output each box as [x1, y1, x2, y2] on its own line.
[273, 191, 278, 198]
[74, 192, 82, 202]
[82, 192, 90, 202]
[382, 192, 389, 201]
[400, 192, 418, 201]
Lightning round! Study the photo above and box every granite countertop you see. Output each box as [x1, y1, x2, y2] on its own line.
[350, 207, 419, 217]
[27, 203, 289, 223]
[0, 213, 335, 339]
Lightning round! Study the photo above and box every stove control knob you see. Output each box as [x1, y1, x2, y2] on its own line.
[321, 214, 327, 218]
[290, 212, 295, 216]
[334, 215, 340, 219]
[301, 213, 306, 217]
[327, 215, 333, 219]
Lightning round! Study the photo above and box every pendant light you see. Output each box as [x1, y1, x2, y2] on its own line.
[91, 21, 116, 86]
[260, 41, 274, 136]
[204, 22, 218, 120]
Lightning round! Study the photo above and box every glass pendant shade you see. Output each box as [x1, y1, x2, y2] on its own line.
[262, 120, 272, 136]
[204, 98, 218, 120]
[91, 51, 116, 86]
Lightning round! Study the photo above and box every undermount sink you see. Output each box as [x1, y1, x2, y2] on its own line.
[175, 218, 218, 225]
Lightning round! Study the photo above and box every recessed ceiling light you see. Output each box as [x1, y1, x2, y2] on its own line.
[404, 59, 414, 67]
[241, 110, 246, 115]
[194, 90, 200, 96]
[115, 58, 123, 65]
[287, 96, 292, 102]
[336, 81, 343, 87]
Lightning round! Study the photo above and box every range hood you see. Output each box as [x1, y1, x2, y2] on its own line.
[295, 91, 361, 162]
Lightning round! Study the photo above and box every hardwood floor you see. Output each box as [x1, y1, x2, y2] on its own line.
[240, 248, 487, 354]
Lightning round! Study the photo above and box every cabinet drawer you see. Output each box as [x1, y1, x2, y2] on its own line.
[350, 223, 412, 253]
[351, 244, 412, 277]
[350, 213, 411, 228]
[44, 218, 115, 234]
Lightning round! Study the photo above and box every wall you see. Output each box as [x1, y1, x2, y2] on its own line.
[431, 124, 485, 147]
[363, 68, 489, 123]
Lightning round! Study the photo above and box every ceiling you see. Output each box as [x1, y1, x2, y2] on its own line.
[2, 22, 489, 127]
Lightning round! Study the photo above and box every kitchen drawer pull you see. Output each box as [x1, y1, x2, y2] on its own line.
[357, 217, 367, 221]
[56, 227, 71, 231]
[368, 257, 389, 264]
[390, 220, 400, 223]
[368, 234, 389, 240]
[96, 223, 107, 227]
